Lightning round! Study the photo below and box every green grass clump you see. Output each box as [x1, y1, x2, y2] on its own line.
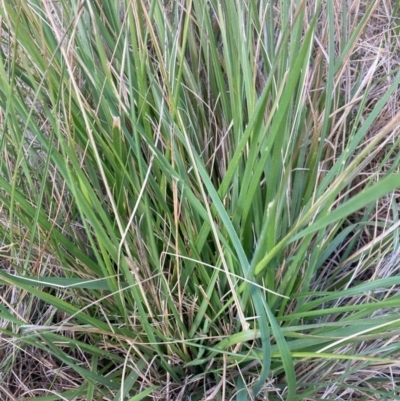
[1, 0, 400, 400]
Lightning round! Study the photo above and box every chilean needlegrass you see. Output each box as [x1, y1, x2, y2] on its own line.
[1, 0, 400, 400]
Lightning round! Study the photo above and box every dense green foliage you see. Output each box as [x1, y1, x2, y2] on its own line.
[1, 1, 400, 400]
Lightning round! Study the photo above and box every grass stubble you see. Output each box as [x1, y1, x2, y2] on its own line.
[0, 0, 400, 400]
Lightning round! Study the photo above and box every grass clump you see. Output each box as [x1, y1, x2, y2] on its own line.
[1, 0, 400, 400]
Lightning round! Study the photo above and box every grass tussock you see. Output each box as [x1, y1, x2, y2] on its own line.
[1, 0, 400, 400]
